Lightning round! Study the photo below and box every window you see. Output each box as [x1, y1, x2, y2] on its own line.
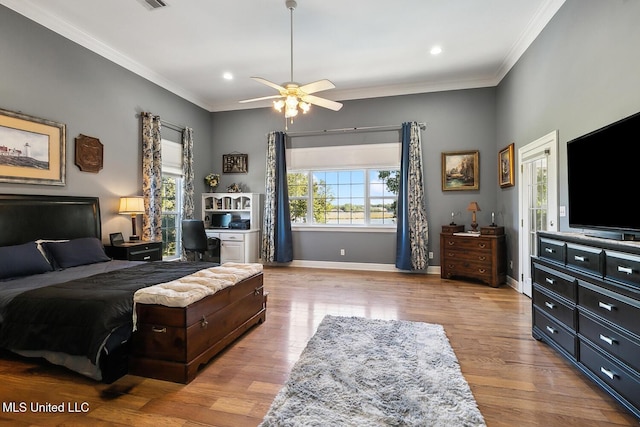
[288, 169, 399, 226]
[160, 173, 183, 259]
[286, 142, 400, 228]
[161, 139, 183, 259]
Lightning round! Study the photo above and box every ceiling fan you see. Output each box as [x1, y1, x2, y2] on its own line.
[239, 0, 343, 124]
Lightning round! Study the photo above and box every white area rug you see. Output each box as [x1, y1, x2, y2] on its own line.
[260, 315, 486, 426]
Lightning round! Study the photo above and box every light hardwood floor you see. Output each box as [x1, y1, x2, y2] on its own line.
[0, 267, 638, 426]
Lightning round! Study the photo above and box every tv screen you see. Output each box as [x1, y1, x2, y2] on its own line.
[567, 111, 640, 236]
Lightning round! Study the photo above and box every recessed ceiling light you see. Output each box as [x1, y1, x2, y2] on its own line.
[430, 46, 442, 55]
[223, 72, 233, 80]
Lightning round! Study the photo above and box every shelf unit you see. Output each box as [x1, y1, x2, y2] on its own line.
[201, 193, 261, 263]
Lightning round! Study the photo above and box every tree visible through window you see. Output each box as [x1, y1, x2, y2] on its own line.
[287, 169, 399, 226]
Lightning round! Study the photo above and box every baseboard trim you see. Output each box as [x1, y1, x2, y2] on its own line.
[284, 260, 441, 274]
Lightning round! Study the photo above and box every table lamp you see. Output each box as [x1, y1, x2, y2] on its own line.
[119, 196, 145, 241]
[467, 201, 481, 233]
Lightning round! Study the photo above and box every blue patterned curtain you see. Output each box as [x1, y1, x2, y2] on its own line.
[182, 127, 195, 219]
[262, 131, 293, 263]
[396, 122, 429, 270]
[141, 112, 163, 242]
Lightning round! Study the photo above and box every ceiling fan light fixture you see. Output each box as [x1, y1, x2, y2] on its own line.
[273, 99, 285, 112]
[299, 101, 310, 113]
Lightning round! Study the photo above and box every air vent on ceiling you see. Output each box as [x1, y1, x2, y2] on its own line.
[143, 0, 168, 9]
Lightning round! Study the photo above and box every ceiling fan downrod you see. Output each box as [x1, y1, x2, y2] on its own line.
[286, 0, 297, 83]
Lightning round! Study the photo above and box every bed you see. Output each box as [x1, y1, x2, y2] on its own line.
[0, 194, 266, 383]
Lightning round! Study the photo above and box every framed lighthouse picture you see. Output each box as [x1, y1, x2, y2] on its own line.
[0, 108, 66, 186]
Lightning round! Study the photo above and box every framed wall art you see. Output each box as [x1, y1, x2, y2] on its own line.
[498, 143, 515, 188]
[441, 150, 479, 191]
[0, 108, 66, 186]
[223, 153, 248, 174]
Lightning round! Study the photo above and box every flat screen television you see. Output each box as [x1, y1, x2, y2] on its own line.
[567, 110, 640, 239]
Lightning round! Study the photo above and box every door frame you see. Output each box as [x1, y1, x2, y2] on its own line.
[518, 130, 558, 296]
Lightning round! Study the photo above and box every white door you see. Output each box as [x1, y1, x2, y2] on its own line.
[518, 131, 558, 297]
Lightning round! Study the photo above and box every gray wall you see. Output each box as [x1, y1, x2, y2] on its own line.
[212, 89, 498, 266]
[5, 0, 638, 275]
[0, 6, 213, 242]
[496, 0, 640, 277]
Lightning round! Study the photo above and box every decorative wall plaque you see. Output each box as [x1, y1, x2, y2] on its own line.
[74, 134, 103, 173]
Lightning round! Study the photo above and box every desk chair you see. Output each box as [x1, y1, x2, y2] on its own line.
[182, 219, 208, 261]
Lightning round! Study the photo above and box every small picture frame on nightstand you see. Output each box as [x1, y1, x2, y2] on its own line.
[109, 232, 124, 246]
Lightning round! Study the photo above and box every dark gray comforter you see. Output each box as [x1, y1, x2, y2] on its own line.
[0, 261, 216, 364]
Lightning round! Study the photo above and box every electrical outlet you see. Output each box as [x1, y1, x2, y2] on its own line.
[340, 249, 345, 256]
[428, 252, 434, 259]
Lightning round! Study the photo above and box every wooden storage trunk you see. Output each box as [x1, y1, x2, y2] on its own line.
[129, 272, 266, 383]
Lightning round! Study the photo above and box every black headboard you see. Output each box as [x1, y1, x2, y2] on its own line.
[0, 194, 101, 247]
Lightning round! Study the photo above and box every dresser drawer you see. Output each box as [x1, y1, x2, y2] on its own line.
[579, 311, 640, 371]
[533, 286, 576, 330]
[605, 250, 640, 288]
[578, 282, 640, 337]
[442, 236, 493, 252]
[442, 248, 493, 264]
[533, 262, 577, 301]
[579, 341, 640, 411]
[533, 308, 576, 357]
[129, 246, 161, 261]
[566, 243, 604, 276]
[443, 260, 494, 282]
[539, 237, 565, 264]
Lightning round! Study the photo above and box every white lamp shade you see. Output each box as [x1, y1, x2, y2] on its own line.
[119, 196, 145, 214]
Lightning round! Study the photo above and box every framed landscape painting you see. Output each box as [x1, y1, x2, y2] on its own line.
[498, 143, 515, 188]
[0, 108, 66, 185]
[442, 150, 479, 191]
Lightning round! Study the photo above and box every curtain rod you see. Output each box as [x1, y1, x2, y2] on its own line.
[160, 119, 185, 132]
[285, 122, 426, 138]
[137, 113, 185, 132]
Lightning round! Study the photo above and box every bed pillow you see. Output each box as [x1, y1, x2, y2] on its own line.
[43, 237, 111, 269]
[0, 241, 54, 279]
[35, 238, 69, 267]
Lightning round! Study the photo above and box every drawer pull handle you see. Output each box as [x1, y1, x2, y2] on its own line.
[478, 256, 486, 261]
[544, 301, 556, 309]
[478, 243, 486, 248]
[478, 268, 486, 273]
[546, 326, 557, 334]
[254, 286, 263, 296]
[617, 266, 633, 275]
[545, 248, 555, 253]
[574, 255, 586, 262]
[448, 241, 455, 246]
[600, 367, 616, 380]
[151, 326, 166, 333]
[200, 315, 208, 328]
[598, 301, 614, 311]
[599, 334, 615, 346]
[545, 277, 555, 285]
[143, 255, 151, 260]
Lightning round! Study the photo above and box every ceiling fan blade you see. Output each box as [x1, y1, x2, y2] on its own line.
[302, 94, 343, 111]
[299, 79, 335, 94]
[251, 77, 286, 92]
[239, 94, 284, 104]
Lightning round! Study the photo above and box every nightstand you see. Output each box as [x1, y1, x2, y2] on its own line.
[105, 241, 162, 261]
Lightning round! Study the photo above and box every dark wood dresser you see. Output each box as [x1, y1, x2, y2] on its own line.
[532, 231, 640, 419]
[440, 225, 506, 287]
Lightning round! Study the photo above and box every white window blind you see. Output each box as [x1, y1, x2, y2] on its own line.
[286, 143, 401, 170]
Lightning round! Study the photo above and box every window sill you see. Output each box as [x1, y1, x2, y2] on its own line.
[291, 225, 396, 233]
